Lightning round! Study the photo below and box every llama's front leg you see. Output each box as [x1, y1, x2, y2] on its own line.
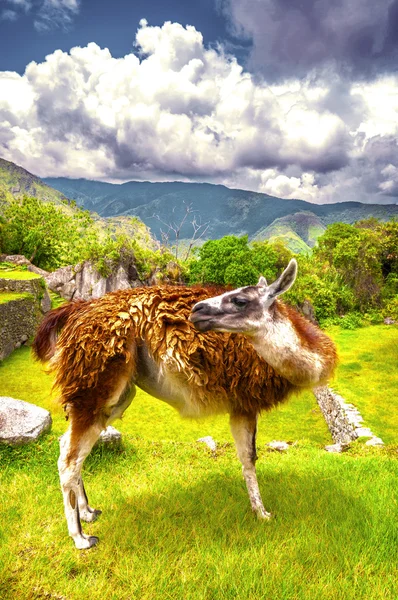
[58, 424, 102, 549]
[230, 413, 271, 520]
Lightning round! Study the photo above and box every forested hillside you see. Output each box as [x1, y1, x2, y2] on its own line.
[45, 176, 398, 250]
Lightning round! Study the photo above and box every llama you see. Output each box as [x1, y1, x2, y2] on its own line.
[190, 259, 337, 387]
[33, 260, 337, 549]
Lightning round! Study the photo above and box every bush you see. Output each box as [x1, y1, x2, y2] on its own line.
[339, 313, 363, 330]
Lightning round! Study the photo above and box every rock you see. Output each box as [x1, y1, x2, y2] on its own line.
[45, 260, 144, 301]
[365, 436, 385, 446]
[267, 440, 290, 451]
[355, 427, 373, 438]
[45, 265, 76, 300]
[325, 443, 345, 453]
[40, 290, 52, 314]
[0, 396, 52, 446]
[96, 426, 122, 447]
[197, 436, 217, 452]
[0, 254, 31, 266]
[384, 317, 396, 325]
[299, 299, 318, 325]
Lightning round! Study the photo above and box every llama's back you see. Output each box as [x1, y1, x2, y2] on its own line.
[34, 286, 296, 416]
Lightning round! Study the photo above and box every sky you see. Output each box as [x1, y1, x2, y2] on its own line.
[0, 0, 398, 205]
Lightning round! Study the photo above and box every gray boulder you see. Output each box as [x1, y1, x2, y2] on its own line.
[45, 260, 143, 301]
[0, 396, 52, 446]
[96, 426, 122, 447]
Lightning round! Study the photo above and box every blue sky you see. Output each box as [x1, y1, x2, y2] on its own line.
[1, 1, 236, 74]
[0, 0, 398, 204]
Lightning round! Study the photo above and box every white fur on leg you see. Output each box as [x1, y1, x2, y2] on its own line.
[242, 466, 271, 520]
[230, 414, 272, 521]
[58, 426, 102, 549]
[77, 478, 102, 523]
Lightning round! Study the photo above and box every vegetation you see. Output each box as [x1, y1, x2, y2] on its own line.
[0, 196, 178, 281]
[0, 292, 33, 305]
[1, 437, 397, 600]
[0, 336, 397, 600]
[329, 324, 398, 444]
[0, 269, 42, 281]
[0, 195, 93, 270]
[1, 161, 397, 599]
[187, 219, 398, 325]
[188, 235, 292, 287]
[0, 157, 67, 206]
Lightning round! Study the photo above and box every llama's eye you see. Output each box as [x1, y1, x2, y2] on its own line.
[231, 297, 248, 308]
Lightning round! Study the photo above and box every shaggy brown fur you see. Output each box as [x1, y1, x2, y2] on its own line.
[33, 286, 296, 420]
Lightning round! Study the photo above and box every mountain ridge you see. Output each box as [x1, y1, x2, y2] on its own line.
[44, 176, 398, 248]
[1, 158, 397, 254]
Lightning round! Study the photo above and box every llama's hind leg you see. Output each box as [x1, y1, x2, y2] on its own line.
[230, 413, 271, 520]
[58, 422, 103, 549]
[59, 431, 102, 524]
[77, 478, 102, 523]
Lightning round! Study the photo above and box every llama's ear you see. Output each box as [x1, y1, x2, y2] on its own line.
[257, 275, 267, 288]
[267, 259, 298, 299]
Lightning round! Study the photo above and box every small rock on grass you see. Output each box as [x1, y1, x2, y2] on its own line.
[325, 443, 345, 453]
[197, 436, 217, 452]
[97, 426, 122, 447]
[267, 440, 290, 452]
[365, 436, 384, 446]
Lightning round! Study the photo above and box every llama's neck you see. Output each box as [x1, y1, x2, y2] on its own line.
[248, 304, 336, 387]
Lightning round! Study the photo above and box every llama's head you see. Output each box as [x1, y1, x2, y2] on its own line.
[190, 259, 298, 335]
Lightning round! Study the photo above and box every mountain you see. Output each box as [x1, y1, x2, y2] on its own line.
[0, 158, 68, 205]
[0, 159, 156, 250]
[252, 212, 326, 254]
[44, 176, 398, 250]
[1, 157, 397, 254]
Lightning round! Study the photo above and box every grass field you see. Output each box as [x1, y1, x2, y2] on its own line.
[0, 325, 397, 599]
[0, 269, 42, 280]
[329, 324, 398, 444]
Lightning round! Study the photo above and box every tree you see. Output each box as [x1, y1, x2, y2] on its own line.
[151, 202, 209, 261]
[1, 196, 93, 270]
[188, 235, 281, 286]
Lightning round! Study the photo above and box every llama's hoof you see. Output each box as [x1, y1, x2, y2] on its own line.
[81, 508, 102, 523]
[256, 509, 272, 521]
[74, 534, 99, 550]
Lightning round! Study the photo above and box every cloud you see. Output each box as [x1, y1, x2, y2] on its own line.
[220, 0, 398, 80]
[0, 20, 397, 204]
[1, 8, 18, 20]
[0, 0, 79, 30]
[34, 0, 80, 32]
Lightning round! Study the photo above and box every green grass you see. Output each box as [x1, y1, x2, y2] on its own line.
[49, 290, 67, 309]
[0, 437, 397, 600]
[0, 269, 42, 280]
[328, 324, 398, 444]
[0, 326, 397, 599]
[0, 292, 33, 304]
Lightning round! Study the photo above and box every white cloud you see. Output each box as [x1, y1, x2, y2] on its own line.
[34, 0, 80, 31]
[0, 20, 397, 204]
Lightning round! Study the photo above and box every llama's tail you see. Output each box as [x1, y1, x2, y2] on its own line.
[32, 301, 85, 362]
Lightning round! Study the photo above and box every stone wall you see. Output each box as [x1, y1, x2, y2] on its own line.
[0, 275, 51, 313]
[314, 385, 381, 445]
[0, 294, 41, 360]
[0, 272, 51, 361]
